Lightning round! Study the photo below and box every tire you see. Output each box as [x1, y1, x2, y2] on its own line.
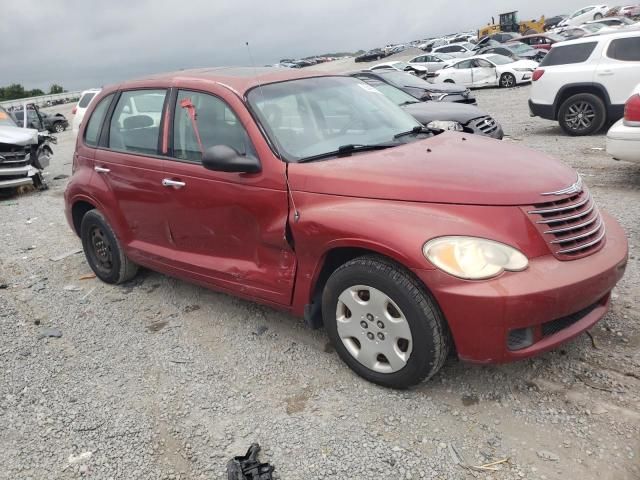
[443, 79, 455, 84]
[594, 13, 603, 19]
[322, 255, 450, 389]
[80, 210, 138, 284]
[558, 93, 606, 136]
[499, 72, 516, 88]
[53, 122, 65, 133]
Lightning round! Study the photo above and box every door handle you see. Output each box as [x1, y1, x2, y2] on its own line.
[162, 178, 186, 189]
[598, 70, 614, 76]
[94, 166, 110, 173]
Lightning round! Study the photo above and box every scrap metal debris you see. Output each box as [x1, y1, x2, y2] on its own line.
[448, 443, 509, 476]
[50, 248, 82, 262]
[227, 443, 274, 480]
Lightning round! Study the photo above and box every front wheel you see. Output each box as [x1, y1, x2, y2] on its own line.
[80, 210, 138, 284]
[53, 122, 65, 133]
[322, 256, 450, 389]
[558, 93, 606, 136]
[499, 72, 516, 88]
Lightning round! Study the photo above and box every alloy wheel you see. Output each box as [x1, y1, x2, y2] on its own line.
[335, 285, 413, 373]
[564, 101, 596, 131]
[54, 123, 64, 133]
[501, 74, 515, 88]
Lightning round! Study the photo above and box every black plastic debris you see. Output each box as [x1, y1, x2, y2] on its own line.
[227, 443, 274, 480]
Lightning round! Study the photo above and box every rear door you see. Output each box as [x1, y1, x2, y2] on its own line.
[160, 86, 294, 305]
[93, 88, 173, 258]
[600, 35, 640, 106]
[471, 59, 498, 86]
[450, 59, 474, 85]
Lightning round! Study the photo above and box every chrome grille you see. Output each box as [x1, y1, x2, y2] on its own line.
[525, 189, 605, 259]
[472, 116, 498, 136]
[0, 143, 30, 169]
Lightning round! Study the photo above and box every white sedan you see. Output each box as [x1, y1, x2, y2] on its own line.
[369, 61, 429, 77]
[557, 5, 609, 27]
[433, 54, 537, 88]
[607, 85, 640, 163]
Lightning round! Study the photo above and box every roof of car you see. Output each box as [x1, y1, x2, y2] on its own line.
[114, 67, 330, 96]
[553, 28, 640, 46]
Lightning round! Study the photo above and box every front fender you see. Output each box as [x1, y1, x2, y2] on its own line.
[289, 192, 548, 315]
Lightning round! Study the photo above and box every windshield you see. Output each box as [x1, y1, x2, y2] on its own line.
[377, 70, 431, 88]
[369, 82, 420, 105]
[486, 54, 514, 65]
[0, 107, 18, 127]
[435, 53, 455, 60]
[508, 42, 533, 53]
[583, 23, 604, 32]
[247, 77, 421, 162]
[391, 62, 411, 70]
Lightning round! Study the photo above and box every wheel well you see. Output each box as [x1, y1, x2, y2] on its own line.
[71, 201, 95, 236]
[554, 86, 608, 119]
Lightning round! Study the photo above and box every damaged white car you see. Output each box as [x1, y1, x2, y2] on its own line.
[0, 105, 53, 191]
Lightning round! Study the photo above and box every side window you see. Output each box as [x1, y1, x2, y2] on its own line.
[172, 90, 255, 163]
[475, 59, 493, 68]
[84, 94, 114, 146]
[455, 60, 473, 69]
[540, 42, 597, 66]
[108, 89, 166, 155]
[607, 37, 640, 62]
[78, 93, 96, 108]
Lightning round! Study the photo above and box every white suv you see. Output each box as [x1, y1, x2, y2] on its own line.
[72, 89, 101, 133]
[529, 31, 640, 135]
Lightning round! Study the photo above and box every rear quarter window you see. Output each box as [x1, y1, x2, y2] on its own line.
[607, 37, 640, 61]
[539, 42, 597, 66]
[78, 92, 96, 108]
[84, 94, 114, 146]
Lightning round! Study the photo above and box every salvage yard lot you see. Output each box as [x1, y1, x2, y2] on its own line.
[1, 84, 639, 479]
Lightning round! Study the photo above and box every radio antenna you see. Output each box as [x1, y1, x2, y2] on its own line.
[245, 41, 300, 223]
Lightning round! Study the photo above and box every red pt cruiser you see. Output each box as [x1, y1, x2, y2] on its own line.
[65, 68, 628, 388]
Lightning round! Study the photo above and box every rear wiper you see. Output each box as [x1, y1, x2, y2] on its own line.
[298, 143, 394, 163]
[393, 125, 430, 139]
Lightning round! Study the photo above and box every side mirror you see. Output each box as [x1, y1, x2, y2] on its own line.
[202, 145, 261, 173]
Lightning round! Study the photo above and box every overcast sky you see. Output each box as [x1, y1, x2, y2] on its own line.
[1, 0, 590, 91]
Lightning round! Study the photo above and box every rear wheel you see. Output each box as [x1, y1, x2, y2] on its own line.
[558, 93, 606, 136]
[499, 72, 516, 88]
[80, 210, 138, 284]
[594, 13, 603, 19]
[322, 256, 450, 389]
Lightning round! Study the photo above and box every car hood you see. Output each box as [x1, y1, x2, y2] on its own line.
[402, 101, 487, 124]
[288, 132, 577, 206]
[0, 125, 38, 146]
[504, 59, 538, 70]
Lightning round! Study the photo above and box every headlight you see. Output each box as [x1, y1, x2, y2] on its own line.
[426, 120, 463, 131]
[423, 236, 528, 280]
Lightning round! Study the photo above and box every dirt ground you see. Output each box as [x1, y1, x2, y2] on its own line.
[0, 70, 639, 479]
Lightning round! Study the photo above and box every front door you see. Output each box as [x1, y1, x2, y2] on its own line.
[471, 59, 498, 86]
[160, 88, 295, 305]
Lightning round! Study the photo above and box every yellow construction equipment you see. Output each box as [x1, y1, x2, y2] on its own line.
[478, 11, 545, 38]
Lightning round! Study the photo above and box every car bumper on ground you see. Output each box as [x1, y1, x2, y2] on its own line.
[606, 119, 640, 163]
[528, 99, 555, 120]
[411, 212, 628, 363]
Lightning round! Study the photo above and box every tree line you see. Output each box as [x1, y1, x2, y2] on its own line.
[0, 84, 66, 102]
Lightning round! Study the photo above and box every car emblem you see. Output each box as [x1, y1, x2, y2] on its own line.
[541, 176, 583, 196]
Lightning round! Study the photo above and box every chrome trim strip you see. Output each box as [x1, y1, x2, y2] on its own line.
[529, 191, 590, 214]
[541, 175, 583, 196]
[544, 212, 599, 234]
[557, 227, 606, 254]
[550, 218, 603, 244]
[535, 202, 595, 224]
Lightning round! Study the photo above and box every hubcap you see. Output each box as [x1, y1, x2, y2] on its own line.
[336, 285, 413, 374]
[565, 102, 596, 130]
[90, 226, 113, 272]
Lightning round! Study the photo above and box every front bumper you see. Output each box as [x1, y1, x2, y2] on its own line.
[606, 118, 640, 163]
[411, 212, 628, 363]
[0, 165, 39, 189]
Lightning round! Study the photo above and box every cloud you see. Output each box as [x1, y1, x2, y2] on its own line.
[1, 0, 587, 91]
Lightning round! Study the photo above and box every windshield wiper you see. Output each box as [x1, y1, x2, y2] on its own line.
[393, 125, 430, 139]
[298, 143, 395, 163]
[399, 100, 420, 106]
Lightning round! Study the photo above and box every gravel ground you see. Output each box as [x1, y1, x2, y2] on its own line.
[1, 79, 639, 480]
